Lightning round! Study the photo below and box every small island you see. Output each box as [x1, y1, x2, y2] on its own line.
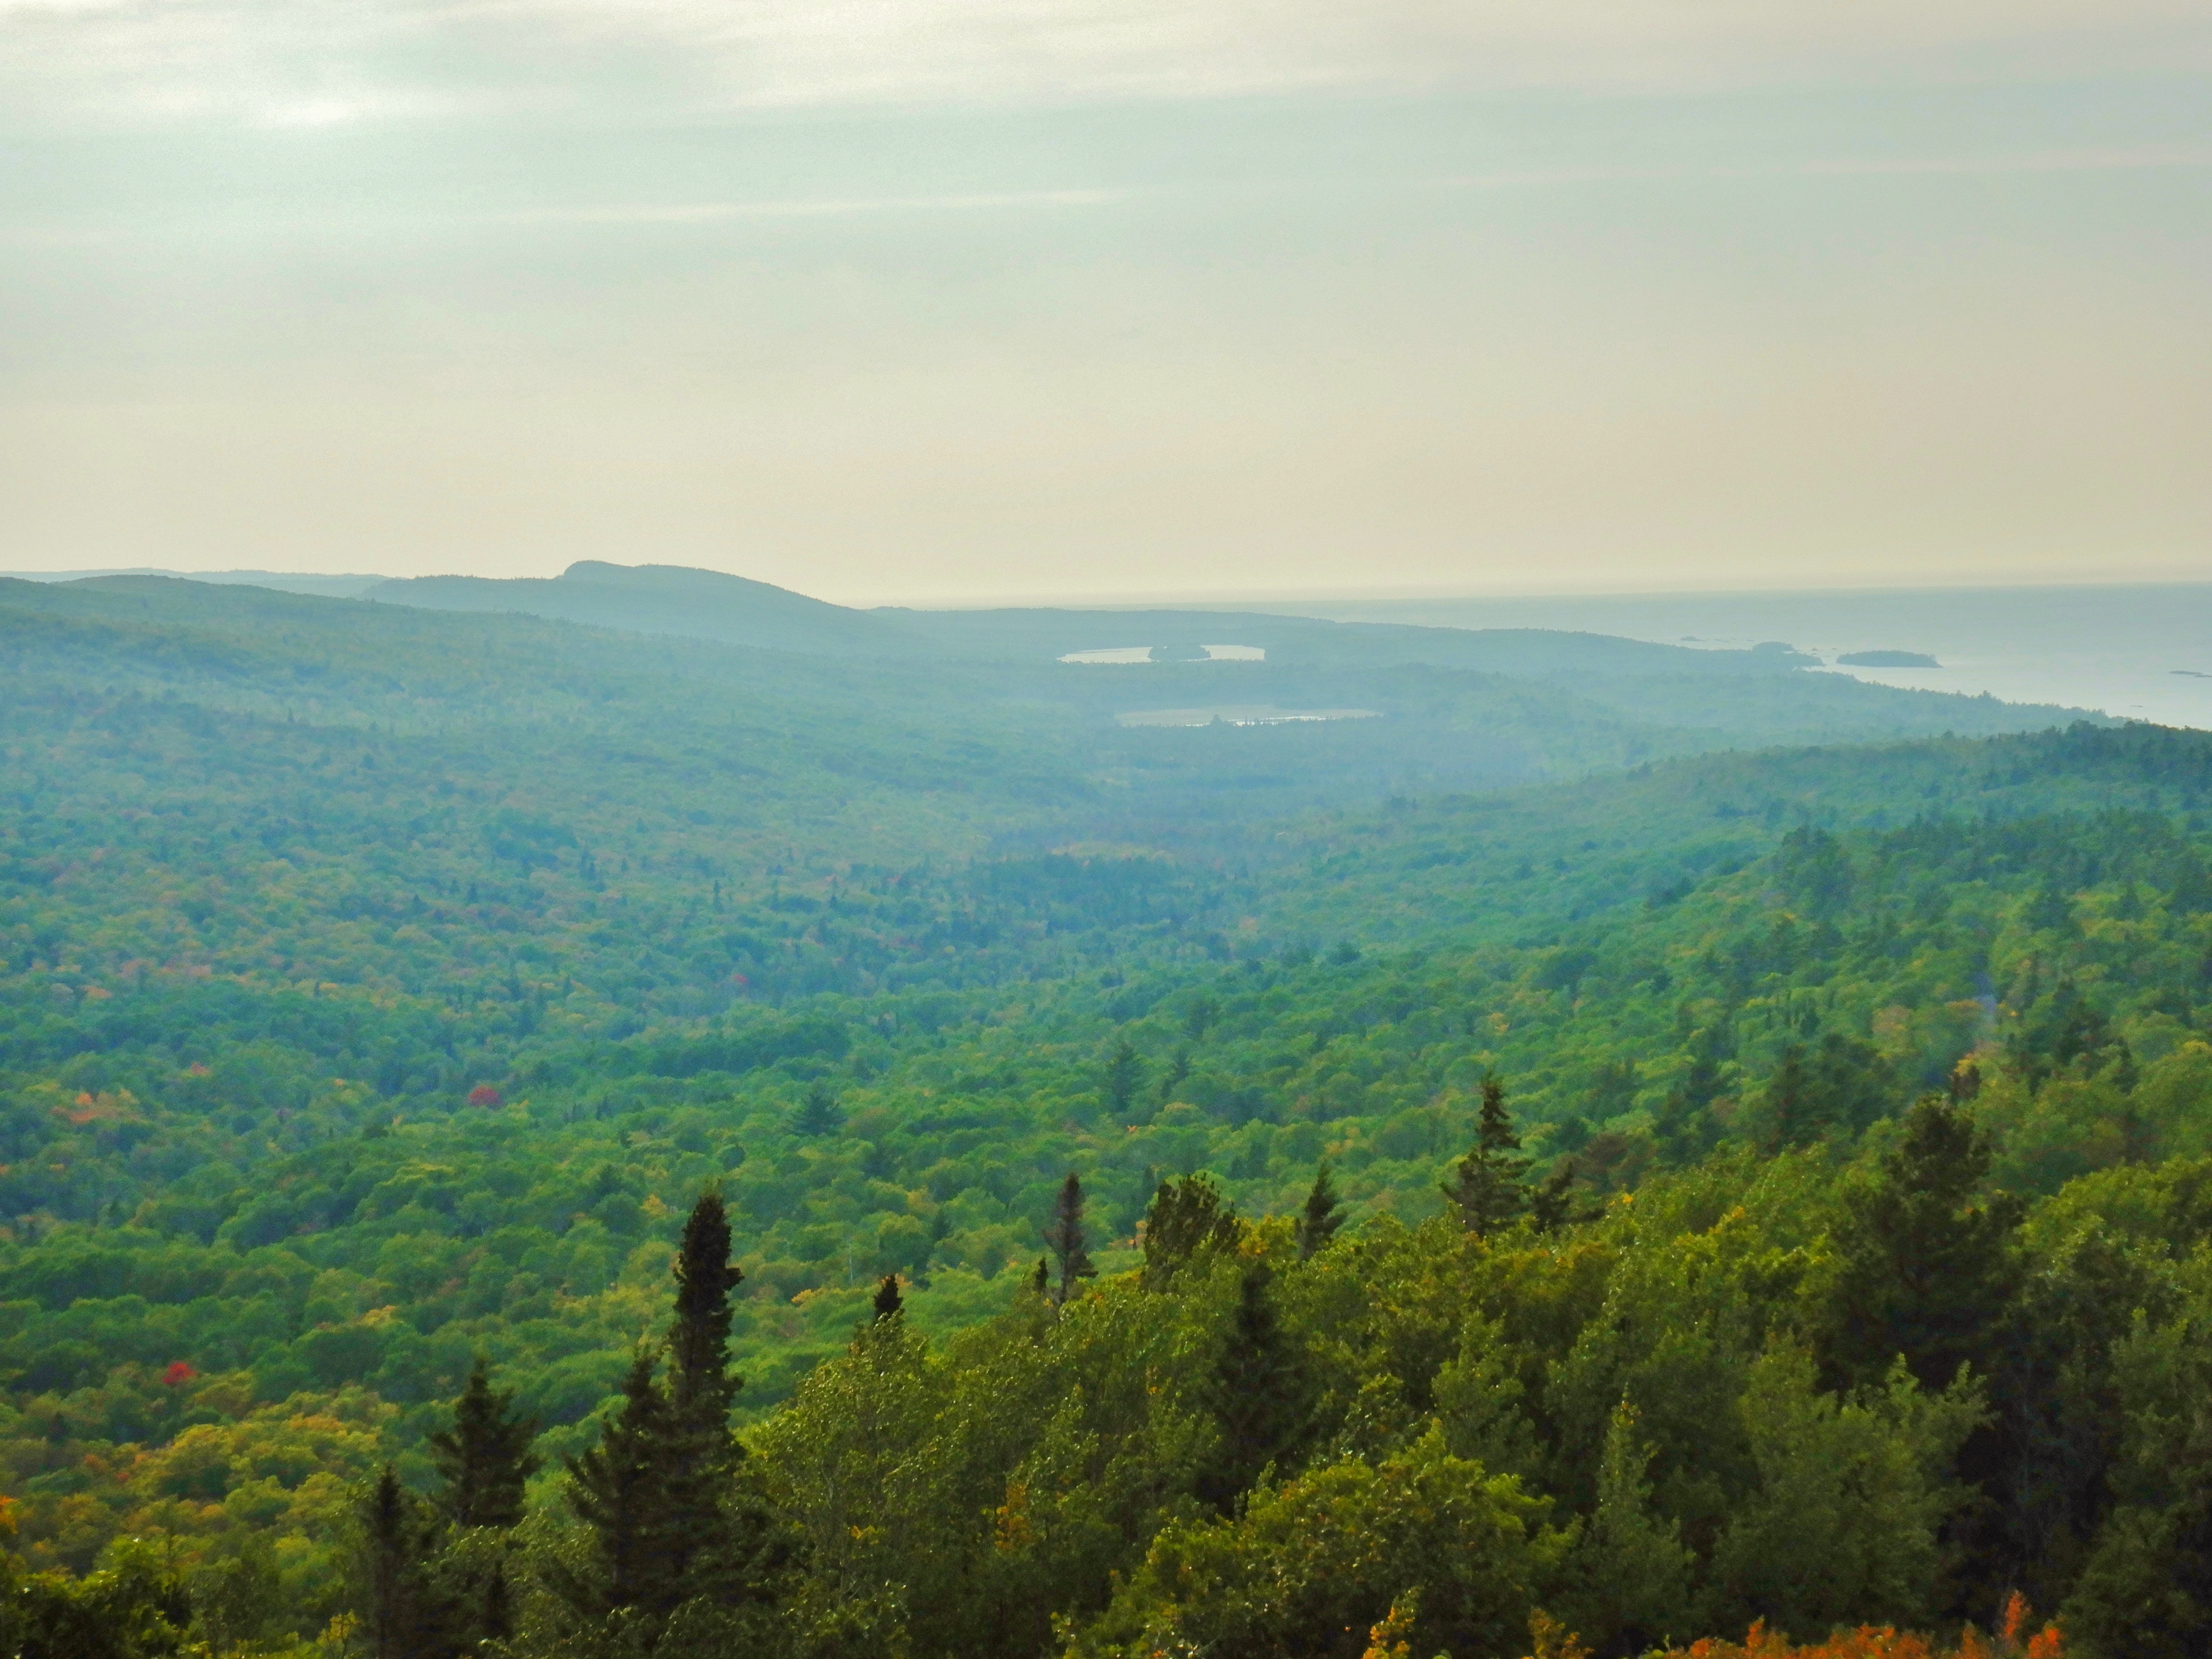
[1837, 649, 1941, 668]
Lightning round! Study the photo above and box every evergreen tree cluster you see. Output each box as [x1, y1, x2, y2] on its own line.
[355, 1190, 783, 1659]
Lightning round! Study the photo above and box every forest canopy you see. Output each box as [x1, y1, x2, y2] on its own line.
[0, 571, 2207, 1657]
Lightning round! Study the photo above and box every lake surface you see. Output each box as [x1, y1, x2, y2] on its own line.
[1061, 644, 1267, 663]
[1220, 584, 2212, 730]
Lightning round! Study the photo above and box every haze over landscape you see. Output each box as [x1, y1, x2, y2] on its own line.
[6, 0, 2209, 597]
[4, 1, 2212, 1657]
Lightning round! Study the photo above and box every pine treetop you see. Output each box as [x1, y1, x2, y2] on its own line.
[1296, 1162, 1344, 1261]
[872, 1274, 904, 1321]
[428, 1356, 542, 1531]
[557, 1345, 679, 1620]
[1043, 1172, 1096, 1307]
[1142, 1173, 1241, 1290]
[1529, 1158, 1587, 1235]
[1444, 1073, 1531, 1237]
[1477, 1073, 1524, 1159]
[1197, 1262, 1313, 1512]
[792, 1083, 845, 1137]
[667, 1189, 744, 1421]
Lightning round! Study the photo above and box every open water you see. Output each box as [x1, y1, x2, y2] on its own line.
[1232, 584, 2212, 731]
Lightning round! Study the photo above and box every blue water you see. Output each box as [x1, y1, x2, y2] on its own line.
[1234, 584, 2212, 731]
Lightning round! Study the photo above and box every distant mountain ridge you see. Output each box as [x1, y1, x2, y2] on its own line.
[2, 562, 2063, 699]
[362, 560, 1826, 679]
[6, 568, 387, 599]
[364, 561, 932, 660]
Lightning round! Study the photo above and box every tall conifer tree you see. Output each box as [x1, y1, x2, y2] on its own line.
[660, 1188, 781, 1616]
[1043, 1172, 1095, 1307]
[667, 1189, 743, 1427]
[1102, 1040, 1143, 1115]
[356, 1465, 444, 1659]
[430, 1357, 542, 1531]
[1296, 1163, 1344, 1261]
[1443, 1074, 1530, 1237]
[872, 1274, 904, 1321]
[1197, 1264, 1312, 1512]
[1141, 1174, 1240, 1290]
[1827, 1093, 2021, 1392]
[557, 1192, 786, 1635]
[429, 1358, 541, 1649]
[555, 1346, 679, 1622]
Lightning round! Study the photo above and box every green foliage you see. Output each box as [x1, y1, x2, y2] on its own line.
[1554, 1402, 1694, 1654]
[546, 1192, 781, 1648]
[1701, 1346, 1982, 1637]
[1101, 1041, 1143, 1118]
[791, 1086, 846, 1140]
[0, 1539, 193, 1659]
[553, 1346, 679, 1624]
[1141, 1175, 1242, 1290]
[1074, 1427, 1563, 1659]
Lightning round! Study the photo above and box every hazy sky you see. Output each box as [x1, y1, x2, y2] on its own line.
[2, 0, 2208, 602]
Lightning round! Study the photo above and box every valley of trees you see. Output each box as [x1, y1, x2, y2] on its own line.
[3, 571, 2211, 1656]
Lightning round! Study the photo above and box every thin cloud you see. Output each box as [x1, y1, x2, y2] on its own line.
[5, 0, 2210, 131]
[1430, 144, 2212, 192]
[496, 189, 1125, 225]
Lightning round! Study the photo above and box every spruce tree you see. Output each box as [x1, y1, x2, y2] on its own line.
[660, 1189, 779, 1615]
[1529, 1157, 1584, 1235]
[1197, 1264, 1313, 1512]
[356, 1465, 444, 1659]
[1296, 1163, 1344, 1262]
[430, 1357, 542, 1531]
[558, 1192, 784, 1635]
[428, 1357, 541, 1650]
[1102, 1039, 1143, 1115]
[1141, 1173, 1240, 1290]
[872, 1274, 904, 1321]
[1155, 1048, 1192, 1108]
[1825, 1095, 2032, 1617]
[555, 1346, 678, 1622]
[792, 1082, 845, 1138]
[1043, 1172, 1095, 1307]
[1826, 1092, 2022, 1393]
[667, 1189, 743, 1426]
[1442, 1074, 1529, 1237]
[1757, 1043, 1817, 1152]
[1560, 1403, 1694, 1652]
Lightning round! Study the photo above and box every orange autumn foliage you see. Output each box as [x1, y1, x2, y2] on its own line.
[1362, 1595, 1417, 1659]
[1662, 1601, 2064, 1659]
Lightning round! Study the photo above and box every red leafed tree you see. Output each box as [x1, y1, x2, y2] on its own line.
[468, 1084, 503, 1108]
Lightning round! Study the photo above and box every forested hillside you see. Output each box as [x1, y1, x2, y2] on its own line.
[1, 571, 2207, 1658]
